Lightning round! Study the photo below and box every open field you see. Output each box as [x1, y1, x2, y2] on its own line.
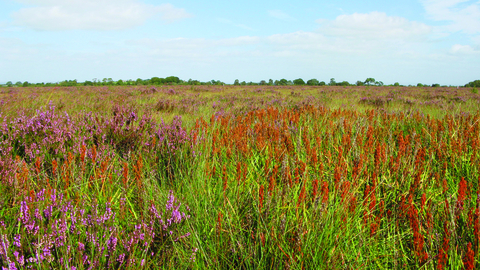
[1, 85, 480, 269]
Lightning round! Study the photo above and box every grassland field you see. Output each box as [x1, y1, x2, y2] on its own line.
[0, 84, 480, 269]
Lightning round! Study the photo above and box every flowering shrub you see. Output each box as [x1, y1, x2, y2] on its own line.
[0, 190, 193, 269]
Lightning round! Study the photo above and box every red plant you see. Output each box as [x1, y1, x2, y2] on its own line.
[222, 165, 227, 194]
[312, 179, 319, 202]
[457, 177, 467, 218]
[297, 184, 306, 209]
[421, 193, 426, 212]
[321, 181, 329, 204]
[259, 184, 264, 212]
[52, 159, 57, 176]
[463, 242, 475, 270]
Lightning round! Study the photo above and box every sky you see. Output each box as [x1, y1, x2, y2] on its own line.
[0, 0, 479, 86]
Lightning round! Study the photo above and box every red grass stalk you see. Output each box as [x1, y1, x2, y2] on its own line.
[91, 145, 97, 163]
[321, 181, 329, 204]
[341, 181, 351, 204]
[52, 159, 57, 176]
[80, 144, 86, 164]
[222, 165, 228, 198]
[259, 184, 264, 212]
[457, 177, 467, 219]
[438, 221, 450, 269]
[463, 242, 475, 270]
[35, 157, 41, 176]
[312, 179, 319, 202]
[217, 212, 223, 235]
[474, 191, 480, 255]
[442, 178, 449, 195]
[297, 184, 306, 209]
[421, 193, 427, 212]
[134, 156, 143, 190]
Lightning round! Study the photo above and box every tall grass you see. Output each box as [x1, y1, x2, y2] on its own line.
[0, 85, 479, 268]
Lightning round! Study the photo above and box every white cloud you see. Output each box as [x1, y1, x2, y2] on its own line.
[268, 10, 295, 21]
[11, 0, 192, 31]
[317, 12, 432, 40]
[450, 44, 480, 54]
[421, 0, 480, 34]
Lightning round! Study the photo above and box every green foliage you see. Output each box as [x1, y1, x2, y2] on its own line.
[471, 87, 478, 94]
[234, 79, 240, 85]
[307, 78, 320, 86]
[364, 78, 375, 86]
[432, 83, 440, 87]
[277, 79, 289, 86]
[329, 78, 336, 86]
[465, 80, 480, 87]
[337, 81, 351, 86]
[293, 78, 306, 85]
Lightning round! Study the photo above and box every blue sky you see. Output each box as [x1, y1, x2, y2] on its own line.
[0, 0, 479, 85]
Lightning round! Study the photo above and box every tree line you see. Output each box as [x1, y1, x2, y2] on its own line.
[2, 77, 478, 88]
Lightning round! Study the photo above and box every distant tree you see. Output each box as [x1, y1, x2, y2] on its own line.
[234, 79, 240, 85]
[337, 81, 350, 86]
[84, 80, 94, 86]
[116, 79, 124, 85]
[307, 79, 319, 86]
[278, 79, 288, 86]
[165, 76, 180, 84]
[375, 81, 384, 86]
[15, 81, 22, 87]
[268, 79, 273, 85]
[417, 83, 424, 87]
[465, 80, 480, 87]
[293, 78, 306, 85]
[431, 83, 440, 87]
[394, 82, 400, 86]
[151, 77, 164, 85]
[329, 78, 336, 86]
[22, 81, 29, 87]
[135, 78, 143, 85]
[274, 80, 279, 85]
[6, 81, 13, 87]
[364, 78, 376, 86]
[241, 81, 246, 86]
[356, 81, 364, 86]
[318, 81, 326, 86]
[259, 80, 267, 85]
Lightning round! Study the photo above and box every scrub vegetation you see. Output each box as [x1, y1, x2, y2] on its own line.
[1, 84, 480, 269]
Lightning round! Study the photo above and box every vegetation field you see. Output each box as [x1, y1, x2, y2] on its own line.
[1, 85, 480, 269]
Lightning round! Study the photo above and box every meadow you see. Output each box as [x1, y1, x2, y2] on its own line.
[0, 84, 479, 269]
